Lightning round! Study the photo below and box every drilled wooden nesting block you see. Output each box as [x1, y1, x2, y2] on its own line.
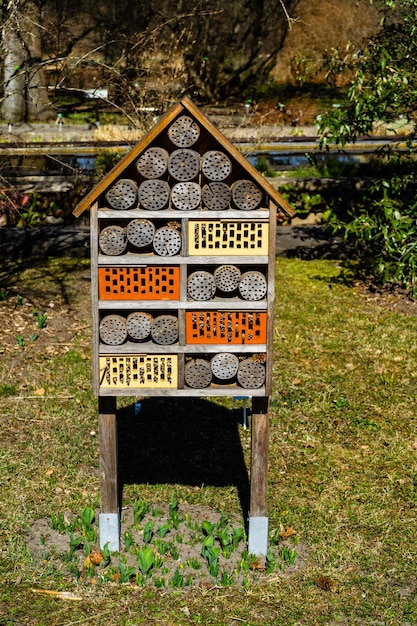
[99, 355, 178, 389]
[151, 315, 179, 345]
[168, 115, 200, 147]
[99, 314, 128, 345]
[98, 266, 180, 300]
[185, 311, 267, 345]
[184, 358, 212, 388]
[126, 311, 153, 341]
[237, 357, 266, 389]
[168, 149, 200, 181]
[201, 150, 232, 181]
[152, 226, 182, 256]
[238, 271, 267, 301]
[210, 353, 239, 380]
[136, 147, 169, 179]
[188, 221, 269, 255]
[187, 270, 216, 301]
[138, 180, 170, 210]
[106, 179, 138, 210]
[99, 225, 128, 255]
[213, 264, 241, 293]
[232, 179, 263, 210]
[126, 219, 155, 248]
[202, 182, 231, 211]
[171, 182, 201, 210]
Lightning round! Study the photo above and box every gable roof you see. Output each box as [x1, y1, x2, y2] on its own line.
[73, 96, 295, 217]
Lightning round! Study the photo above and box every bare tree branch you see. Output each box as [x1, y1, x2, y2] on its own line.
[278, 0, 299, 30]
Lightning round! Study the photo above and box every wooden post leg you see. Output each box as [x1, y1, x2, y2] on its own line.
[98, 396, 120, 551]
[248, 396, 270, 556]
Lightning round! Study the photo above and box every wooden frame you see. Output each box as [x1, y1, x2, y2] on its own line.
[74, 98, 295, 555]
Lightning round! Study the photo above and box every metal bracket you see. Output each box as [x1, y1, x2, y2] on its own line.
[99, 512, 120, 552]
[248, 516, 269, 556]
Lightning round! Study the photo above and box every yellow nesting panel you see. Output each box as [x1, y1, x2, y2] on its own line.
[99, 355, 178, 389]
[188, 221, 269, 256]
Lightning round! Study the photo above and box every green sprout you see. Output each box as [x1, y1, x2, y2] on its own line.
[133, 499, 148, 528]
[136, 546, 155, 577]
[33, 310, 48, 329]
[142, 520, 154, 544]
[168, 494, 180, 529]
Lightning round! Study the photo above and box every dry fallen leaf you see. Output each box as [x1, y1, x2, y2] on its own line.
[34, 388, 45, 396]
[89, 549, 103, 566]
[198, 581, 213, 590]
[280, 523, 297, 538]
[250, 560, 265, 572]
[314, 576, 338, 593]
[45, 468, 54, 476]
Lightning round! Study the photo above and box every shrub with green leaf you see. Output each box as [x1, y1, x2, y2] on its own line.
[315, 0, 417, 294]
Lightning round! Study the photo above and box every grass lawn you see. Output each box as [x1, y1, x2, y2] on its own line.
[0, 256, 416, 625]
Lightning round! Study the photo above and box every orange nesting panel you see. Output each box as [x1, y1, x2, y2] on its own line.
[98, 266, 180, 300]
[185, 311, 268, 344]
[99, 354, 178, 389]
[188, 221, 269, 256]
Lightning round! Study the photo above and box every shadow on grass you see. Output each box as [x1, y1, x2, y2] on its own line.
[277, 225, 352, 261]
[117, 397, 250, 517]
[0, 225, 89, 260]
[0, 254, 90, 306]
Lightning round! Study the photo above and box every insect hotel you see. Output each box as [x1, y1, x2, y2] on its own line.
[73, 97, 294, 555]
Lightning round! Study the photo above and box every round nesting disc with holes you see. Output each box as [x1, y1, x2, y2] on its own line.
[213, 264, 241, 293]
[238, 271, 267, 301]
[168, 149, 200, 181]
[126, 311, 153, 341]
[232, 179, 263, 210]
[201, 150, 232, 181]
[105, 178, 138, 210]
[168, 115, 200, 147]
[171, 182, 201, 210]
[138, 179, 170, 210]
[202, 182, 231, 210]
[210, 353, 239, 380]
[99, 225, 128, 255]
[187, 271, 216, 301]
[136, 147, 169, 179]
[237, 357, 266, 389]
[126, 218, 155, 248]
[152, 226, 182, 256]
[184, 358, 212, 388]
[151, 315, 179, 345]
[99, 314, 128, 345]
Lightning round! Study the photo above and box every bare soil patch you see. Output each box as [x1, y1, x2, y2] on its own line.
[26, 504, 308, 588]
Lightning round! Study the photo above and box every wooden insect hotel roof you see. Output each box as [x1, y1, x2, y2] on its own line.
[73, 96, 295, 218]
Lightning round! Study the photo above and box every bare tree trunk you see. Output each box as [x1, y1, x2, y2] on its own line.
[2, 7, 26, 122]
[2, 0, 53, 122]
[24, 1, 53, 119]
